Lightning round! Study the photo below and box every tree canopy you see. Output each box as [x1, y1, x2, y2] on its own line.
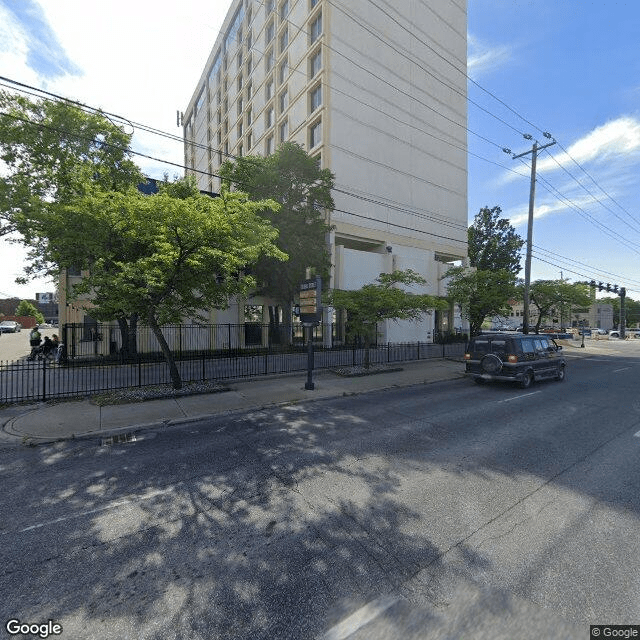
[445, 267, 518, 337]
[50, 179, 287, 387]
[327, 269, 446, 366]
[528, 280, 592, 333]
[0, 90, 142, 242]
[220, 142, 334, 319]
[15, 300, 44, 324]
[468, 206, 524, 275]
[445, 206, 523, 336]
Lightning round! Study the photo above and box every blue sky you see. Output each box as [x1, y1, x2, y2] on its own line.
[0, 0, 639, 302]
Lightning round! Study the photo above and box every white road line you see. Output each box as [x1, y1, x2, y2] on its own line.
[319, 595, 399, 640]
[7, 487, 176, 535]
[499, 391, 541, 403]
[613, 367, 631, 372]
[635, 430, 640, 438]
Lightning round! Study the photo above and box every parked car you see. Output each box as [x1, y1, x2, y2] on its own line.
[0, 320, 21, 333]
[465, 332, 566, 389]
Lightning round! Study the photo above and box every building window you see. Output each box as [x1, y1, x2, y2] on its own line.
[266, 105, 274, 128]
[217, 109, 221, 125]
[238, 121, 243, 137]
[309, 119, 322, 148]
[266, 78, 274, 100]
[309, 48, 322, 77]
[266, 20, 275, 44]
[267, 0, 275, 12]
[280, 0, 290, 20]
[237, 74, 243, 91]
[310, 13, 322, 43]
[310, 83, 322, 112]
[246, 29, 252, 50]
[237, 98, 244, 117]
[311, 0, 319, 7]
[223, 77, 228, 93]
[246, 106, 252, 125]
[224, 119, 228, 135]
[217, 130, 222, 144]
[237, 50, 243, 70]
[279, 58, 288, 83]
[238, 143, 243, 157]
[279, 28, 288, 53]
[279, 118, 288, 142]
[266, 134, 274, 155]
[246, 81, 253, 100]
[279, 89, 288, 112]
[266, 48, 275, 72]
[247, 131, 252, 149]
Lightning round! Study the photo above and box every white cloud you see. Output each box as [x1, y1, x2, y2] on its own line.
[467, 34, 512, 78]
[0, 0, 227, 298]
[537, 116, 640, 173]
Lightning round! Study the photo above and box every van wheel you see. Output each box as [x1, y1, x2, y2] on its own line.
[556, 365, 566, 382]
[520, 371, 533, 389]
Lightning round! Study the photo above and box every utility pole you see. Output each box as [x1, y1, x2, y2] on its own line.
[511, 133, 556, 334]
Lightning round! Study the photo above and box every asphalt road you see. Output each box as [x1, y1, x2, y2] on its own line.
[1, 343, 639, 639]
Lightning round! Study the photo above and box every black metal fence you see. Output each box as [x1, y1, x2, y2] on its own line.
[61, 322, 342, 362]
[0, 341, 466, 404]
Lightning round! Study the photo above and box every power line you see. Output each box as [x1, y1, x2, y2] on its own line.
[0, 107, 468, 248]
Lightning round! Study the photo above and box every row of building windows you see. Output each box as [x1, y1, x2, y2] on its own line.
[187, 1, 324, 172]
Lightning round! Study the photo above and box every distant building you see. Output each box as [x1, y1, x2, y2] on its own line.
[492, 299, 614, 331]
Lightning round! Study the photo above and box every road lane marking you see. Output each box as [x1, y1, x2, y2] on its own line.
[6, 486, 176, 535]
[613, 367, 631, 372]
[320, 595, 399, 640]
[635, 431, 640, 438]
[499, 391, 541, 403]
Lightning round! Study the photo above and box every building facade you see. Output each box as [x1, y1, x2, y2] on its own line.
[183, 0, 468, 342]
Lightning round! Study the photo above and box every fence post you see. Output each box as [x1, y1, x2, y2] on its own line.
[138, 355, 142, 387]
[202, 352, 206, 381]
[442, 342, 445, 358]
[352, 344, 356, 367]
[228, 324, 232, 356]
[264, 350, 268, 375]
[42, 358, 47, 401]
[417, 342, 420, 360]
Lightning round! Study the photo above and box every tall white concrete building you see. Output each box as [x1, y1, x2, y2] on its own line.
[184, 0, 468, 341]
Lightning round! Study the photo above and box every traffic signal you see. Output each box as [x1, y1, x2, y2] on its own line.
[613, 285, 619, 294]
[590, 280, 596, 288]
[598, 282, 604, 291]
[606, 283, 611, 292]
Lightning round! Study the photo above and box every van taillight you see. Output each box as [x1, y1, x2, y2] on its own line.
[464, 353, 471, 360]
[508, 354, 518, 363]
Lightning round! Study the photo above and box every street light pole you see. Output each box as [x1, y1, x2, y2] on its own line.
[511, 134, 556, 335]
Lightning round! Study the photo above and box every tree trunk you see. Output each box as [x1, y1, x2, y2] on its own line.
[117, 313, 138, 361]
[148, 315, 182, 389]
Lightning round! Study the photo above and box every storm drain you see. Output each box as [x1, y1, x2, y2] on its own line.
[101, 432, 137, 446]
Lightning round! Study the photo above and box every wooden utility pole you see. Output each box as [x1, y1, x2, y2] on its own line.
[512, 135, 556, 334]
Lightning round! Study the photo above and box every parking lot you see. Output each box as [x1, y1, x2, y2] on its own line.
[0, 326, 58, 361]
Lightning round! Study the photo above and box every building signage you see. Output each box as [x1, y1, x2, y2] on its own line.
[299, 277, 322, 325]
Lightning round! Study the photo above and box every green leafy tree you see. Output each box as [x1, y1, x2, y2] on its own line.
[327, 269, 447, 367]
[0, 91, 142, 241]
[468, 205, 524, 274]
[445, 267, 518, 337]
[15, 300, 44, 324]
[444, 206, 523, 336]
[45, 179, 286, 388]
[220, 142, 334, 339]
[528, 280, 593, 333]
[0, 91, 145, 349]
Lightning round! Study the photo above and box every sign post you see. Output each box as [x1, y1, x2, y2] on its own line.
[299, 277, 322, 390]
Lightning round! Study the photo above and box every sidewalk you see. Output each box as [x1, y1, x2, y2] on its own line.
[0, 358, 468, 444]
